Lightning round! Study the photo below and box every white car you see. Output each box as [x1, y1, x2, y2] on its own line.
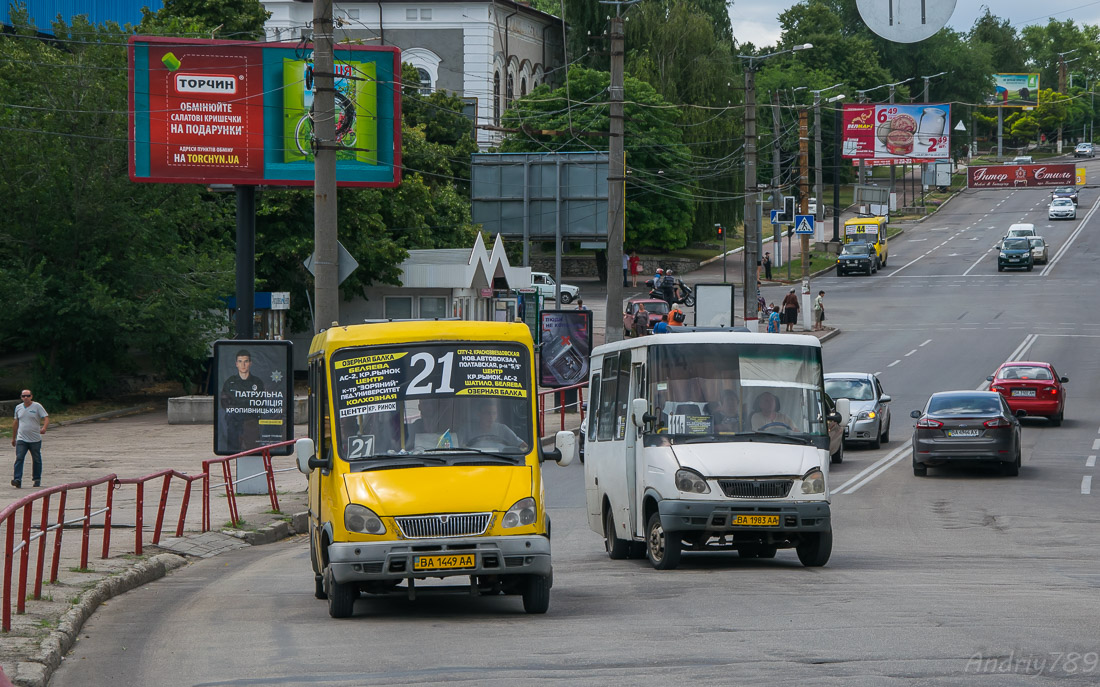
[1010, 155, 1033, 165]
[1005, 223, 1036, 239]
[1029, 237, 1049, 264]
[1074, 143, 1094, 158]
[1048, 198, 1076, 220]
[531, 272, 580, 304]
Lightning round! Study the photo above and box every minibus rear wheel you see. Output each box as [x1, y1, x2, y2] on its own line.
[605, 509, 630, 560]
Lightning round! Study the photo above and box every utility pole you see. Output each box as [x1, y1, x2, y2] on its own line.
[313, 0, 339, 332]
[771, 91, 783, 268]
[743, 61, 759, 331]
[814, 90, 823, 241]
[1056, 50, 1079, 155]
[856, 90, 867, 202]
[799, 108, 811, 331]
[602, 1, 633, 343]
[921, 72, 945, 209]
[888, 82, 896, 209]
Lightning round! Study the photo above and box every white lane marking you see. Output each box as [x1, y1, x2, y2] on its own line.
[887, 360, 901, 367]
[874, 371, 882, 376]
[920, 339, 932, 347]
[1087, 456, 1096, 468]
[1093, 439, 1100, 451]
[904, 349, 918, 357]
[888, 252, 930, 276]
[1042, 196, 1100, 275]
[1083, 476, 1092, 495]
[909, 238, 928, 242]
[962, 249, 992, 276]
[833, 444, 911, 495]
[841, 448, 913, 495]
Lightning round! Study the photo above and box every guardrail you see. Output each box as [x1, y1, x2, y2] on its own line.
[537, 382, 587, 437]
[0, 441, 298, 633]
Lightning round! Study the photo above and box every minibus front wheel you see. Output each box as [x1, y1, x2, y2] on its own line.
[522, 574, 551, 614]
[646, 513, 682, 570]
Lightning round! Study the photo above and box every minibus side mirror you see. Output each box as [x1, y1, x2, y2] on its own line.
[631, 398, 655, 427]
[547, 430, 575, 467]
[834, 398, 851, 427]
[295, 437, 329, 473]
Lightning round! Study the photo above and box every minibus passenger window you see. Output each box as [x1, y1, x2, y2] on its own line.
[597, 354, 618, 441]
[614, 354, 631, 440]
[588, 374, 601, 442]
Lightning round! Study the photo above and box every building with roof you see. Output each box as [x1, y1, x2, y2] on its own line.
[261, 0, 566, 148]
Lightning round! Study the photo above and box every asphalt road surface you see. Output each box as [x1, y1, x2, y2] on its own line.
[54, 162, 1100, 686]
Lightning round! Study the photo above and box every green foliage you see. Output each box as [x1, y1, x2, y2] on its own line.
[500, 67, 694, 251]
[969, 9, 1027, 73]
[137, 0, 270, 39]
[1021, 19, 1100, 95]
[0, 13, 235, 405]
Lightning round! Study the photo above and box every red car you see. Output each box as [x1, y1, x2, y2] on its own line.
[986, 362, 1068, 426]
[623, 298, 669, 335]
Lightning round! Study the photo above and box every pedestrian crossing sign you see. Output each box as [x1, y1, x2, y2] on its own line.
[794, 214, 814, 234]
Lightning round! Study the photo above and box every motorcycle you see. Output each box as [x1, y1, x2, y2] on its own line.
[646, 278, 695, 307]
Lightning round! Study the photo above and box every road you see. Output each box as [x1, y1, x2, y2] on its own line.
[53, 162, 1100, 686]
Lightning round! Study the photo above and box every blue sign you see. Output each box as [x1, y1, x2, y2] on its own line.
[770, 209, 782, 224]
[794, 214, 815, 235]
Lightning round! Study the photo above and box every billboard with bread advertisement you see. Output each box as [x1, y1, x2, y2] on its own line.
[842, 103, 951, 160]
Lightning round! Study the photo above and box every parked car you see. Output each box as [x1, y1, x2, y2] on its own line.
[531, 272, 580, 304]
[1074, 142, 1094, 158]
[1028, 237, 1049, 264]
[824, 372, 892, 449]
[1051, 186, 1079, 204]
[835, 241, 878, 276]
[1009, 155, 1033, 165]
[1048, 198, 1077, 220]
[623, 298, 669, 335]
[910, 390, 1025, 476]
[998, 238, 1034, 272]
[987, 362, 1068, 426]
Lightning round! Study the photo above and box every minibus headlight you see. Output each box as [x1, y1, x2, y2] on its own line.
[502, 497, 537, 529]
[801, 468, 825, 495]
[675, 469, 710, 494]
[344, 504, 385, 535]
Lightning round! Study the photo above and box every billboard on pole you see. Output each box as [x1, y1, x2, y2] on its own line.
[987, 74, 1040, 107]
[967, 163, 1075, 189]
[842, 104, 951, 160]
[129, 37, 401, 187]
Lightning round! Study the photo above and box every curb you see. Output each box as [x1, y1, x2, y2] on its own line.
[11, 512, 309, 687]
[10, 553, 187, 687]
[53, 405, 157, 428]
[819, 328, 841, 343]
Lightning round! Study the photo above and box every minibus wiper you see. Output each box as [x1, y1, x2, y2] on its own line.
[421, 447, 523, 461]
[349, 454, 448, 469]
[728, 431, 813, 445]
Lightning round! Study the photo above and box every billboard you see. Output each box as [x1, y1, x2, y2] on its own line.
[988, 73, 1040, 107]
[694, 283, 736, 328]
[129, 37, 401, 187]
[539, 310, 592, 388]
[842, 104, 951, 160]
[213, 340, 294, 456]
[966, 164, 1075, 189]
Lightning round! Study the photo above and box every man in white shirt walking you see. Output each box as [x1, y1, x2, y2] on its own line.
[12, 389, 49, 488]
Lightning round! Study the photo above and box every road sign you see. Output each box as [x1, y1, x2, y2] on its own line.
[304, 241, 359, 285]
[794, 214, 815, 235]
[770, 209, 782, 224]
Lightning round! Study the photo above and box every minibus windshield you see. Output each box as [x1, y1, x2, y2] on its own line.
[330, 343, 533, 461]
[648, 343, 826, 440]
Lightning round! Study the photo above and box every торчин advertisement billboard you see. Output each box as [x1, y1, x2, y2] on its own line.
[213, 340, 294, 456]
[988, 73, 1040, 107]
[966, 164, 1075, 189]
[129, 37, 401, 187]
[842, 104, 951, 160]
[539, 310, 592, 388]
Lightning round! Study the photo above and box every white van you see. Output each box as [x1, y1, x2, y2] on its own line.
[583, 332, 847, 570]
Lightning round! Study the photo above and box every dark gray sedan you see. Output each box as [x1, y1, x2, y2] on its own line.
[911, 391, 1024, 477]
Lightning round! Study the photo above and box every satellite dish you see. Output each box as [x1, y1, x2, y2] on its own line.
[856, 0, 957, 44]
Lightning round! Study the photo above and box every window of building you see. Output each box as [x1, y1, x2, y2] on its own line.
[493, 71, 501, 124]
[419, 296, 448, 319]
[347, 8, 359, 19]
[507, 74, 514, 103]
[416, 67, 432, 95]
[520, 77, 527, 97]
[406, 8, 417, 20]
[420, 8, 431, 20]
[384, 296, 413, 319]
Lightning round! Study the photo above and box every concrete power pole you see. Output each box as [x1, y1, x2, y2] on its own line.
[813, 91, 823, 238]
[604, 12, 626, 343]
[771, 91, 783, 268]
[313, 0, 339, 332]
[799, 109, 811, 331]
[743, 64, 759, 331]
[1058, 55, 1067, 155]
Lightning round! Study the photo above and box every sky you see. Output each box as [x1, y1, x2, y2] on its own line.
[729, 1, 1100, 48]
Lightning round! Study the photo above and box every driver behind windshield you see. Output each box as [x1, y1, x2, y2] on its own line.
[463, 397, 528, 451]
[750, 391, 796, 432]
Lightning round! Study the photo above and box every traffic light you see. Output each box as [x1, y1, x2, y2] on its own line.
[716, 224, 724, 239]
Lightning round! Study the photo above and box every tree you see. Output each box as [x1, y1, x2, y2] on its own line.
[0, 14, 235, 403]
[969, 9, 1028, 73]
[500, 67, 695, 251]
[138, 0, 270, 39]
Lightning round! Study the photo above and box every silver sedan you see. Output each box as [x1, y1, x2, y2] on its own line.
[824, 372, 892, 449]
[1028, 237, 1048, 264]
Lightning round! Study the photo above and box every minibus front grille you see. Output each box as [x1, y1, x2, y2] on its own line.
[395, 513, 492, 539]
[718, 479, 793, 499]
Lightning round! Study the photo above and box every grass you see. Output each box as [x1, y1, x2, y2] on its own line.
[27, 593, 54, 602]
[68, 567, 94, 574]
[222, 519, 255, 531]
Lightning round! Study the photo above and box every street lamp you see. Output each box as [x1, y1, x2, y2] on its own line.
[1056, 50, 1080, 152]
[738, 42, 812, 330]
[921, 71, 947, 102]
[812, 83, 844, 235]
[826, 94, 846, 243]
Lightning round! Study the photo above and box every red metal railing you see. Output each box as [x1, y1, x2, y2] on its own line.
[537, 382, 587, 437]
[201, 440, 295, 531]
[113, 470, 202, 555]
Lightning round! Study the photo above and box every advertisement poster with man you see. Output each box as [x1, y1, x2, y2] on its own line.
[539, 310, 592, 388]
[213, 340, 294, 455]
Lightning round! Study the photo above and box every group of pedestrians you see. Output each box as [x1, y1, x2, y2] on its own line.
[762, 288, 826, 333]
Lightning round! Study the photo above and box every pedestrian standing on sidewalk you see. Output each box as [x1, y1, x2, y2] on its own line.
[781, 288, 800, 332]
[575, 298, 588, 310]
[622, 252, 629, 287]
[813, 290, 826, 331]
[653, 314, 670, 334]
[628, 251, 641, 287]
[12, 389, 48, 488]
[763, 252, 773, 280]
[767, 305, 781, 333]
